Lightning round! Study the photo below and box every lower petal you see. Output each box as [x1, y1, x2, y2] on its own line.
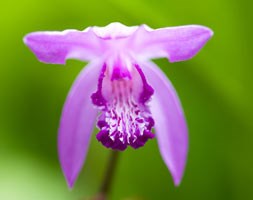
[141, 61, 188, 186]
[58, 60, 101, 188]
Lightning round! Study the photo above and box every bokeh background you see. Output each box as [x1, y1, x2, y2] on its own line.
[1, 0, 253, 199]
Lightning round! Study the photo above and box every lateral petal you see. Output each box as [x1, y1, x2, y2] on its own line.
[131, 25, 213, 62]
[23, 28, 103, 64]
[141, 61, 188, 185]
[58, 60, 101, 188]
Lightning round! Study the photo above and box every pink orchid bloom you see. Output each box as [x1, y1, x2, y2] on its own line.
[23, 22, 213, 188]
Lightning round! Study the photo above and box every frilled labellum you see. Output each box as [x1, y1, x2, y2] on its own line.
[91, 60, 155, 150]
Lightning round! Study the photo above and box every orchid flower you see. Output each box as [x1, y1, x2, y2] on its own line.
[23, 22, 213, 188]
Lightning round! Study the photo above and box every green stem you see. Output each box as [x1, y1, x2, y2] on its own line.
[97, 150, 120, 200]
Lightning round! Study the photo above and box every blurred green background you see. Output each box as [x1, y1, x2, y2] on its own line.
[1, 0, 253, 199]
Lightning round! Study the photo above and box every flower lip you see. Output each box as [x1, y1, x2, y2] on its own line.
[91, 62, 155, 151]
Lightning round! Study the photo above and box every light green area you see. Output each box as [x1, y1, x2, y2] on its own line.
[0, 0, 253, 199]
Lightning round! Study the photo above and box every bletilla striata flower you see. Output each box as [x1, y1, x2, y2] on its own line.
[23, 22, 213, 188]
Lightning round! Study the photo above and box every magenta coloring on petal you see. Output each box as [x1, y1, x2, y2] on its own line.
[91, 61, 155, 151]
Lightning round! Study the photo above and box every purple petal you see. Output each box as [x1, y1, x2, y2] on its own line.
[58, 61, 101, 188]
[131, 25, 213, 62]
[141, 61, 188, 186]
[91, 62, 155, 151]
[23, 29, 103, 64]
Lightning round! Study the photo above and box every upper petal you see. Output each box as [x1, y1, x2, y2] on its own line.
[130, 25, 213, 62]
[24, 23, 213, 64]
[58, 60, 101, 188]
[141, 61, 188, 186]
[23, 28, 103, 64]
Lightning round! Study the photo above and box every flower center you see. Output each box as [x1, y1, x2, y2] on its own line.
[91, 63, 155, 151]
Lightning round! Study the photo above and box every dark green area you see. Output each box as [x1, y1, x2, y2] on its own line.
[0, 0, 252, 199]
